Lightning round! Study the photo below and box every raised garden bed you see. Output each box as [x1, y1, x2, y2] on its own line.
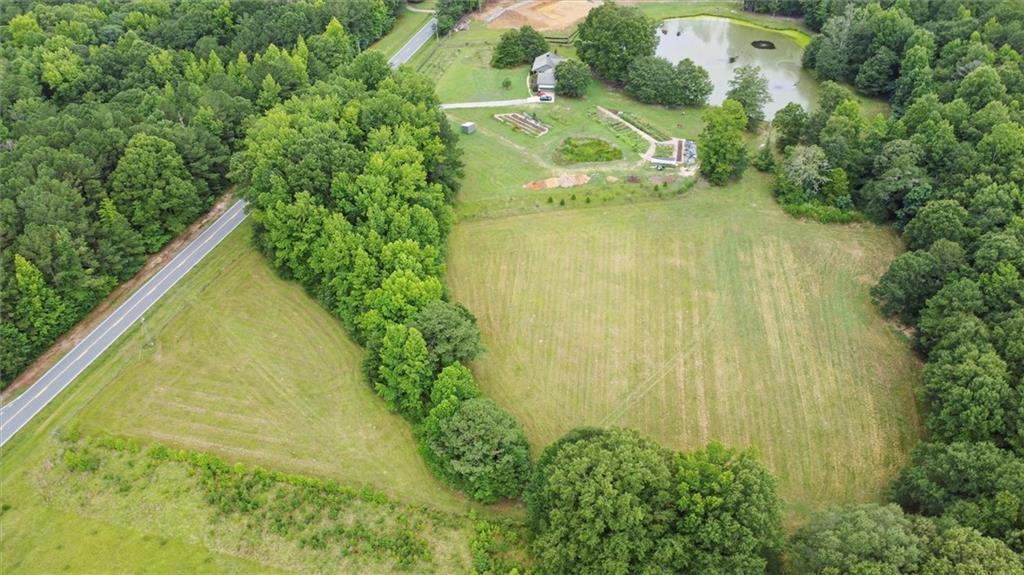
[617, 110, 672, 142]
[654, 143, 675, 158]
[494, 112, 550, 136]
[594, 111, 648, 154]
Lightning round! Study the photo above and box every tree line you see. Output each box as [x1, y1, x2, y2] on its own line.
[230, 52, 536, 505]
[569, 2, 713, 107]
[744, 0, 1024, 570]
[1, 0, 404, 388]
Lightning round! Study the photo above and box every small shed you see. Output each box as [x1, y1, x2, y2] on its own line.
[461, 121, 476, 134]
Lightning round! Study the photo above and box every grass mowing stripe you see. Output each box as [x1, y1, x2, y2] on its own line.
[449, 173, 922, 526]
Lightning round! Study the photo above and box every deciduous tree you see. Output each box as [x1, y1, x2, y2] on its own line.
[699, 99, 748, 185]
[726, 65, 770, 130]
[575, 2, 655, 85]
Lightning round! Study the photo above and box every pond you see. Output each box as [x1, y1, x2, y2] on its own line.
[655, 17, 818, 119]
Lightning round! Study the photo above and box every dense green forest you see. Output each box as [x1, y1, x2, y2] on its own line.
[0, 0, 402, 387]
[746, 0, 1024, 570]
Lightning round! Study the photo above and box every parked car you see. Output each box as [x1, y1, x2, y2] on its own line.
[539, 93, 553, 102]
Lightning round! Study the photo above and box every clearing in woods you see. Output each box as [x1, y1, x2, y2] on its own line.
[447, 172, 922, 522]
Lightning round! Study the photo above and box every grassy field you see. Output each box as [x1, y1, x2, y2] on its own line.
[411, 21, 532, 102]
[447, 172, 922, 523]
[445, 93, 707, 219]
[0, 222, 492, 573]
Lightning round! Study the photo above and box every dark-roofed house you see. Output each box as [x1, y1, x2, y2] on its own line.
[531, 52, 567, 92]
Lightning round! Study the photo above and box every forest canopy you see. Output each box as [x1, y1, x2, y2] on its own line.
[0, 0, 402, 386]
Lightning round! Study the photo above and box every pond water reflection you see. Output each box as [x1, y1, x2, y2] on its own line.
[655, 17, 818, 118]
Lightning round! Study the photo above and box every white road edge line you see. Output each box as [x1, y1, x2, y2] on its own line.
[0, 201, 248, 446]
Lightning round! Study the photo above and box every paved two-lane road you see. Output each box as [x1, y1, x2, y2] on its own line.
[0, 200, 249, 448]
[389, 17, 436, 68]
[1, 15, 443, 450]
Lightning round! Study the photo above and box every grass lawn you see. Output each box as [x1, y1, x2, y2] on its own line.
[0, 221, 492, 573]
[369, 6, 432, 59]
[444, 85, 711, 220]
[412, 22, 533, 102]
[447, 172, 922, 524]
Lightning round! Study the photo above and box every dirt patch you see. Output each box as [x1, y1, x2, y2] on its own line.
[679, 165, 699, 177]
[524, 173, 591, 190]
[1, 192, 238, 405]
[484, 0, 598, 31]
[649, 175, 679, 186]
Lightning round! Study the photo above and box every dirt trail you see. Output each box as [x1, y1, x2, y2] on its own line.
[1, 192, 238, 405]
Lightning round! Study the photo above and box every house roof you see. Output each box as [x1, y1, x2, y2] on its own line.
[537, 68, 557, 87]
[531, 52, 566, 73]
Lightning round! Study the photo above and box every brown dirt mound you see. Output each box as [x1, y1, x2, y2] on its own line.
[524, 173, 591, 190]
[487, 0, 598, 31]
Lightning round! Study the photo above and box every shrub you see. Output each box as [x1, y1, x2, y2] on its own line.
[780, 202, 868, 224]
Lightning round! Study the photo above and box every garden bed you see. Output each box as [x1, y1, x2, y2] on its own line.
[555, 137, 623, 164]
[494, 112, 550, 136]
[617, 110, 673, 141]
[596, 112, 649, 153]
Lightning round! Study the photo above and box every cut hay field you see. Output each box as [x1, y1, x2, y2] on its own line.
[0, 221, 485, 574]
[448, 172, 922, 522]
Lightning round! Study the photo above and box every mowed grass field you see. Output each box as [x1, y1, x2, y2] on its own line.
[448, 172, 922, 522]
[71, 221, 470, 511]
[1, 221, 483, 573]
[411, 21, 533, 102]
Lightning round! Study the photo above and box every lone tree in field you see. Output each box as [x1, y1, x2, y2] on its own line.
[726, 65, 770, 131]
[554, 59, 591, 97]
[699, 99, 749, 185]
[575, 1, 655, 85]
